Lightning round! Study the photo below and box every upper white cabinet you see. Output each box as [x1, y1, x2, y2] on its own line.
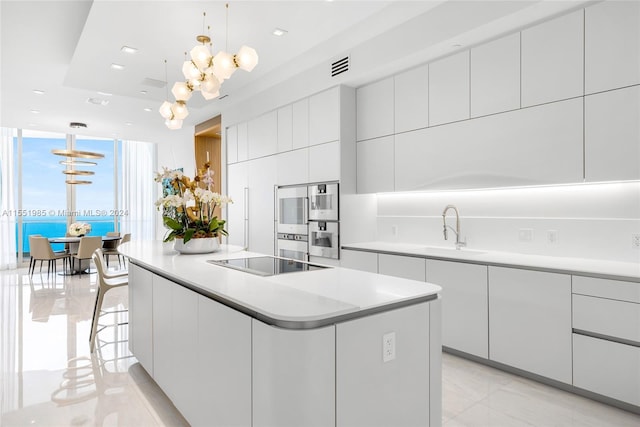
[585, 0, 640, 94]
[248, 110, 278, 159]
[309, 141, 340, 183]
[470, 33, 520, 117]
[426, 260, 488, 358]
[378, 254, 426, 282]
[521, 10, 584, 107]
[356, 77, 394, 141]
[277, 105, 293, 153]
[309, 86, 340, 146]
[489, 267, 572, 384]
[429, 51, 470, 126]
[394, 65, 429, 133]
[357, 136, 394, 194]
[227, 125, 238, 164]
[237, 122, 248, 161]
[277, 148, 309, 186]
[292, 98, 309, 149]
[585, 85, 640, 182]
[394, 97, 583, 190]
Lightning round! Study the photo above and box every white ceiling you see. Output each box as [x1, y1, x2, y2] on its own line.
[0, 0, 592, 143]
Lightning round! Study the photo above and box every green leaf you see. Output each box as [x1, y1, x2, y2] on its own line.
[208, 218, 219, 232]
[163, 230, 178, 242]
[183, 228, 195, 243]
[163, 216, 183, 231]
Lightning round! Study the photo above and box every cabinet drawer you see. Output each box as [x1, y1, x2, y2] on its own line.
[573, 276, 640, 303]
[573, 294, 640, 344]
[573, 334, 640, 406]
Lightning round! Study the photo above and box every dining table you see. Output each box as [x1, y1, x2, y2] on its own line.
[48, 235, 121, 275]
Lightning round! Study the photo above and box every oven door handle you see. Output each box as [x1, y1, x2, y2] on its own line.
[303, 197, 309, 225]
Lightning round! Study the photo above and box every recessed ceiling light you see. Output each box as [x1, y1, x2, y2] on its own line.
[272, 28, 288, 37]
[97, 91, 112, 96]
[143, 107, 152, 112]
[30, 109, 40, 114]
[121, 45, 138, 54]
[125, 122, 133, 126]
[87, 98, 110, 106]
[33, 89, 45, 95]
[110, 63, 125, 71]
[140, 90, 148, 95]
[452, 43, 463, 48]
[69, 122, 88, 129]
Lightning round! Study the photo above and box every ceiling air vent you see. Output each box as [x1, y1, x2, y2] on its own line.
[141, 77, 166, 88]
[331, 56, 349, 77]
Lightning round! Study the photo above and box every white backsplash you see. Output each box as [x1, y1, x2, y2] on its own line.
[343, 182, 640, 263]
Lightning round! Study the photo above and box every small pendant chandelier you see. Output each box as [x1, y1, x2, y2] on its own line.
[159, 4, 258, 130]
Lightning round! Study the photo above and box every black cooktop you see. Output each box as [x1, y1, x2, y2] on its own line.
[207, 256, 329, 277]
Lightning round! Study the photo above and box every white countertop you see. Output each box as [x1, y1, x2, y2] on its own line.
[119, 240, 441, 329]
[342, 241, 640, 282]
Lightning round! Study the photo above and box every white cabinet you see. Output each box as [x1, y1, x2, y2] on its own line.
[585, 85, 640, 182]
[340, 249, 378, 273]
[292, 98, 309, 149]
[429, 51, 470, 126]
[247, 156, 277, 255]
[252, 320, 335, 427]
[573, 334, 640, 406]
[585, 0, 640, 94]
[521, 10, 584, 107]
[426, 260, 488, 358]
[276, 148, 308, 186]
[357, 136, 394, 194]
[378, 254, 425, 282]
[336, 302, 431, 427]
[194, 296, 252, 427]
[237, 122, 248, 161]
[309, 86, 340, 146]
[309, 141, 340, 183]
[248, 110, 278, 159]
[227, 162, 248, 248]
[573, 294, 640, 343]
[356, 77, 394, 141]
[394, 97, 583, 190]
[277, 105, 293, 153]
[128, 264, 154, 376]
[395, 65, 429, 133]
[226, 125, 238, 164]
[488, 267, 572, 384]
[470, 33, 520, 117]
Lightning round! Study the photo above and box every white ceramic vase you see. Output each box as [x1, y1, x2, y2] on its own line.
[173, 237, 220, 254]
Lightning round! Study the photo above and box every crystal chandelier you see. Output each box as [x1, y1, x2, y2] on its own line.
[159, 4, 258, 130]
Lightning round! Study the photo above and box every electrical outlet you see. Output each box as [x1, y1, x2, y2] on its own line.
[382, 332, 396, 362]
[547, 230, 559, 244]
[518, 228, 533, 242]
[632, 234, 640, 249]
[391, 225, 398, 237]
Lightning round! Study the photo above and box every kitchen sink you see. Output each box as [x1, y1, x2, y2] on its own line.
[420, 246, 486, 256]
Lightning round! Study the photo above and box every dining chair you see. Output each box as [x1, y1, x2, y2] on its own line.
[90, 249, 128, 352]
[93, 249, 127, 278]
[28, 234, 41, 274]
[102, 232, 121, 268]
[71, 236, 103, 275]
[29, 236, 70, 277]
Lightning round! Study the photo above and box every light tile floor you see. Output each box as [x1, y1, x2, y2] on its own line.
[1, 266, 639, 426]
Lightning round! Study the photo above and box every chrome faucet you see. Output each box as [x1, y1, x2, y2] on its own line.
[442, 205, 466, 250]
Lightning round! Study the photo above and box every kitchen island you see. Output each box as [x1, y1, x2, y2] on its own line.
[119, 240, 443, 427]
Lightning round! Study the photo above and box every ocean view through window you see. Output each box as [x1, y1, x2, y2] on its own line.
[11, 130, 123, 258]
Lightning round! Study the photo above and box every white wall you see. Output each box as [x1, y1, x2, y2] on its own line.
[369, 182, 640, 263]
[154, 130, 196, 240]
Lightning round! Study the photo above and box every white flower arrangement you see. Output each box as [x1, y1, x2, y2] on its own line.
[69, 222, 92, 236]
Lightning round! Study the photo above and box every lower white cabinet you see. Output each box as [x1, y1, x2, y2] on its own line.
[247, 156, 277, 255]
[426, 260, 488, 358]
[252, 320, 335, 427]
[573, 334, 640, 406]
[340, 249, 377, 273]
[128, 264, 154, 375]
[488, 266, 572, 384]
[378, 254, 426, 282]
